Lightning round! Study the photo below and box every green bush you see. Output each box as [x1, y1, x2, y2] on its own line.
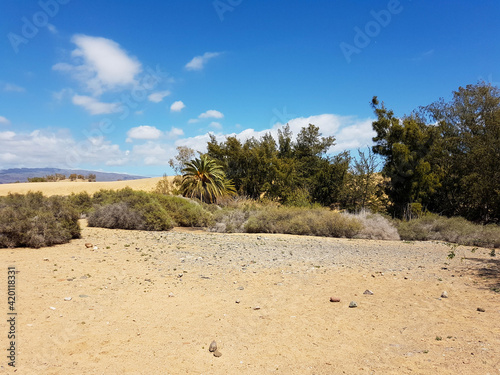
[244, 206, 363, 238]
[68, 191, 93, 215]
[155, 194, 214, 227]
[0, 192, 81, 248]
[396, 214, 500, 248]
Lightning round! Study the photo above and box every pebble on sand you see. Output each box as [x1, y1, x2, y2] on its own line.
[209, 340, 217, 352]
[477, 307, 485, 312]
[349, 301, 358, 308]
[441, 291, 448, 298]
[363, 290, 374, 295]
[85, 243, 93, 248]
[329, 297, 341, 302]
[64, 297, 72, 301]
[213, 350, 222, 357]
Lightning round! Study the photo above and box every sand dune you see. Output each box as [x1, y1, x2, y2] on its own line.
[0, 177, 166, 196]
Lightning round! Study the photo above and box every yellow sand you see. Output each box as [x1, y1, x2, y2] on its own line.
[0, 177, 165, 197]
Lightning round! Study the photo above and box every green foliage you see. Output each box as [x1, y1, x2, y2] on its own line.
[27, 177, 47, 182]
[206, 123, 348, 206]
[0, 192, 81, 248]
[85, 188, 213, 230]
[371, 97, 440, 218]
[180, 155, 236, 203]
[341, 148, 385, 212]
[154, 173, 174, 195]
[155, 194, 214, 227]
[396, 214, 500, 248]
[424, 82, 500, 222]
[243, 206, 363, 238]
[88, 189, 175, 231]
[68, 191, 93, 214]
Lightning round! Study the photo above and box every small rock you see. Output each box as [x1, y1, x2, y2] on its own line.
[237, 286, 244, 290]
[363, 290, 374, 295]
[79, 294, 89, 298]
[64, 297, 72, 301]
[477, 307, 485, 312]
[253, 306, 261, 310]
[168, 292, 175, 298]
[43, 258, 49, 261]
[349, 301, 358, 308]
[213, 350, 222, 357]
[85, 243, 93, 248]
[49, 306, 56, 310]
[329, 297, 340, 302]
[441, 291, 448, 298]
[235, 300, 240, 304]
[177, 274, 183, 278]
[93, 246, 98, 251]
[209, 341, 217, 352]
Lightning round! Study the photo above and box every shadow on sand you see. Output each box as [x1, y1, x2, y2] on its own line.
[467, 256, 500, 291]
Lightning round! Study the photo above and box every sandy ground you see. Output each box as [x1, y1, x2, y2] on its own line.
[0, 177, 164, 197]
[1, 220, 499, 374]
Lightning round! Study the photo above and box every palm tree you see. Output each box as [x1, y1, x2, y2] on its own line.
[180, 155, 236, 203]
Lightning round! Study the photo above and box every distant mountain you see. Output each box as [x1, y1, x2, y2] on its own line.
[0, 168, 147, 184]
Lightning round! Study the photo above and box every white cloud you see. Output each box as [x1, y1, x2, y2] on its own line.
[210, 121, 222, 129]
[0, 116, 11, 125]
[132, 142, 175, 166]
[0, 131, 15, 140]
[135, 110, 144, 115]
[199, 109, 224, 119]
[166, 127, 184, 138]
[148, 91, 171, 103]
[0, 129, 126, 169]
[187, 118, 199, 124]
[185, 52, 220, 71]
[53, 34, 142, 96]
[126, 126, 162, 142]
[72, 95, 121, 115]
[170, 100, 185, 112]
[174, 113, 375, 155]
[3, 83, 25, 93]
[47, 24, 57, 34]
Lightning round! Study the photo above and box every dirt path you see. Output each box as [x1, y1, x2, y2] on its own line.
[1, 221, 499, 374]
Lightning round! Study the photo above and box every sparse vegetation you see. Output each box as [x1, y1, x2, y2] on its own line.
[0, 192, 80, 248]
[396, 214, 500, 248]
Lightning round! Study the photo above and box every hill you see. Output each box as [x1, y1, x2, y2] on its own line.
[0, 168, 146, 184]
[0, 177, 165, 197]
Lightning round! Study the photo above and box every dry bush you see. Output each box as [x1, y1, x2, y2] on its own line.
[243, 206, 363, 238]
[88, 202, 174, 231]
[210, 209, 252, 233]
[343, 210, 400, 241]
[0, 192, 80, 248]
[155, 195, 214, 227]
[88, 202, 146, 230]
[397, 214, 500, 248]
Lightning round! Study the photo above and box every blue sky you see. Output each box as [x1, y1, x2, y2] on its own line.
[1, 0, 499, 177]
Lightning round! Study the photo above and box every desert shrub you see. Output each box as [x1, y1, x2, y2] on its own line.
[243, 206, 363, 238]
[396, 214, 500, 248]
[88, 202, 146, 230]
[68, 192, 93, 215]
[88, 199, 174, 231]
[0, 192, 81, 248]
[155, 195, 214, 227]
[211, 208, 253, 233]
[343, 210, 400, 241]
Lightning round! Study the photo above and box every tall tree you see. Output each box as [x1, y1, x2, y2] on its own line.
[371, 97, 440, 218]
[424, 82, 500, 222]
